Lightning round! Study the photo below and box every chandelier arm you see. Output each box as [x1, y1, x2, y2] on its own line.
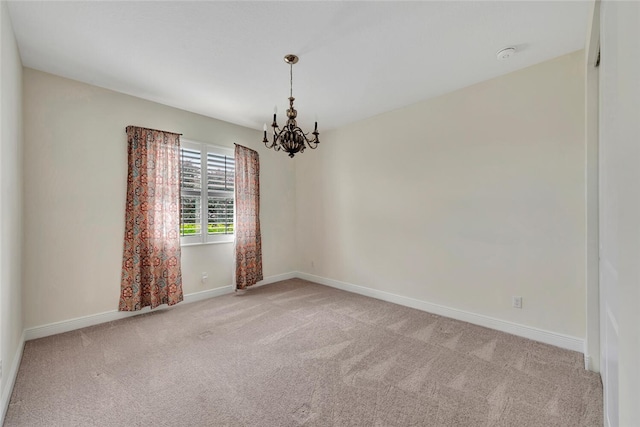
[272, 127, 287, 150]
[264, 126, 281, 149]
[288, 126, 308, 139]
[289, 125, 320, 148]
[270, 134, 281, 150]
[266, 124, 281, 147]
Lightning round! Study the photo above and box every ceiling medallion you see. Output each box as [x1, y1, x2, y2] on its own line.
[263, 54, 319, 158]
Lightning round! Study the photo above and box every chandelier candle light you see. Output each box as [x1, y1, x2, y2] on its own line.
[263, 54, 319, 158]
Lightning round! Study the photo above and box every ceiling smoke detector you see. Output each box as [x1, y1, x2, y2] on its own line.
[496, 47, 516, 60]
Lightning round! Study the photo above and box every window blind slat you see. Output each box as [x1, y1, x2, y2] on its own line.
[207, 153, 234, 192]
[180, 195, 202, 236]
[180, 147, 202, 192]
[207, 196, 234, 235]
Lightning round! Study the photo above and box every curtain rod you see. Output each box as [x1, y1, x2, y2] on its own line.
[125, 125, 183, 136]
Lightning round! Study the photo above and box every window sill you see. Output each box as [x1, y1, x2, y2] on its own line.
[181, 239, 234, 247]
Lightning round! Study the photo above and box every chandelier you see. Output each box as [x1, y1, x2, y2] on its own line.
[263, 54, 319, 158]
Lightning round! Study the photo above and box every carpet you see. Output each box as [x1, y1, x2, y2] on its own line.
[5, 279, 602, 426]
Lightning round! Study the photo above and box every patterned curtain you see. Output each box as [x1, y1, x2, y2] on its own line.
[235, 144, 263, 290]
[119, 126, 184, 311]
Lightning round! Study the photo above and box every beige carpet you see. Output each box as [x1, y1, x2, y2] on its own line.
[5, 279, 602, 426]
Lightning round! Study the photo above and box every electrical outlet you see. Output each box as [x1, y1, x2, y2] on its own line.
[512, 296, 523, 309]
[201, 272, 208, 284]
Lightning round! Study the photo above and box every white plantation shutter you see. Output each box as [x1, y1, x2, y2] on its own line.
[206, 152, 234, 235]
[180, 140, 234, 244]
[180, 147, 202, 239]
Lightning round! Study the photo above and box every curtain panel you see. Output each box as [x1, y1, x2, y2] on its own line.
[119, 126, 184, 311]
[234, 144, 263, 290]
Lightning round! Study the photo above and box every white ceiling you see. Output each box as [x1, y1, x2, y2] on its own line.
[7, 1, 591, 132]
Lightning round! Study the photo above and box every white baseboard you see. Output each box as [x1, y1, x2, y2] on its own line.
[584, 354, 591, 370]
[295, 272, 585, 353]
[24, 272, 296, 341]
[255, 271, 297, 287]
[1, 331, 25, 424]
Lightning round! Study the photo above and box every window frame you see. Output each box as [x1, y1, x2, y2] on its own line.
[180, 139, 235, 246]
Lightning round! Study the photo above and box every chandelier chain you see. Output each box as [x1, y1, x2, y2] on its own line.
[290, 63, 293, 98]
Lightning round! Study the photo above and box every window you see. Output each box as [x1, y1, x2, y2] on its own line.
[180, 140, 234, 244]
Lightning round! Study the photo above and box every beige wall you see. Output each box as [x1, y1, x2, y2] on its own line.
[296, 51, 586, 338]
[0, 0, 24, 407]
[22, 68, 296, 329]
